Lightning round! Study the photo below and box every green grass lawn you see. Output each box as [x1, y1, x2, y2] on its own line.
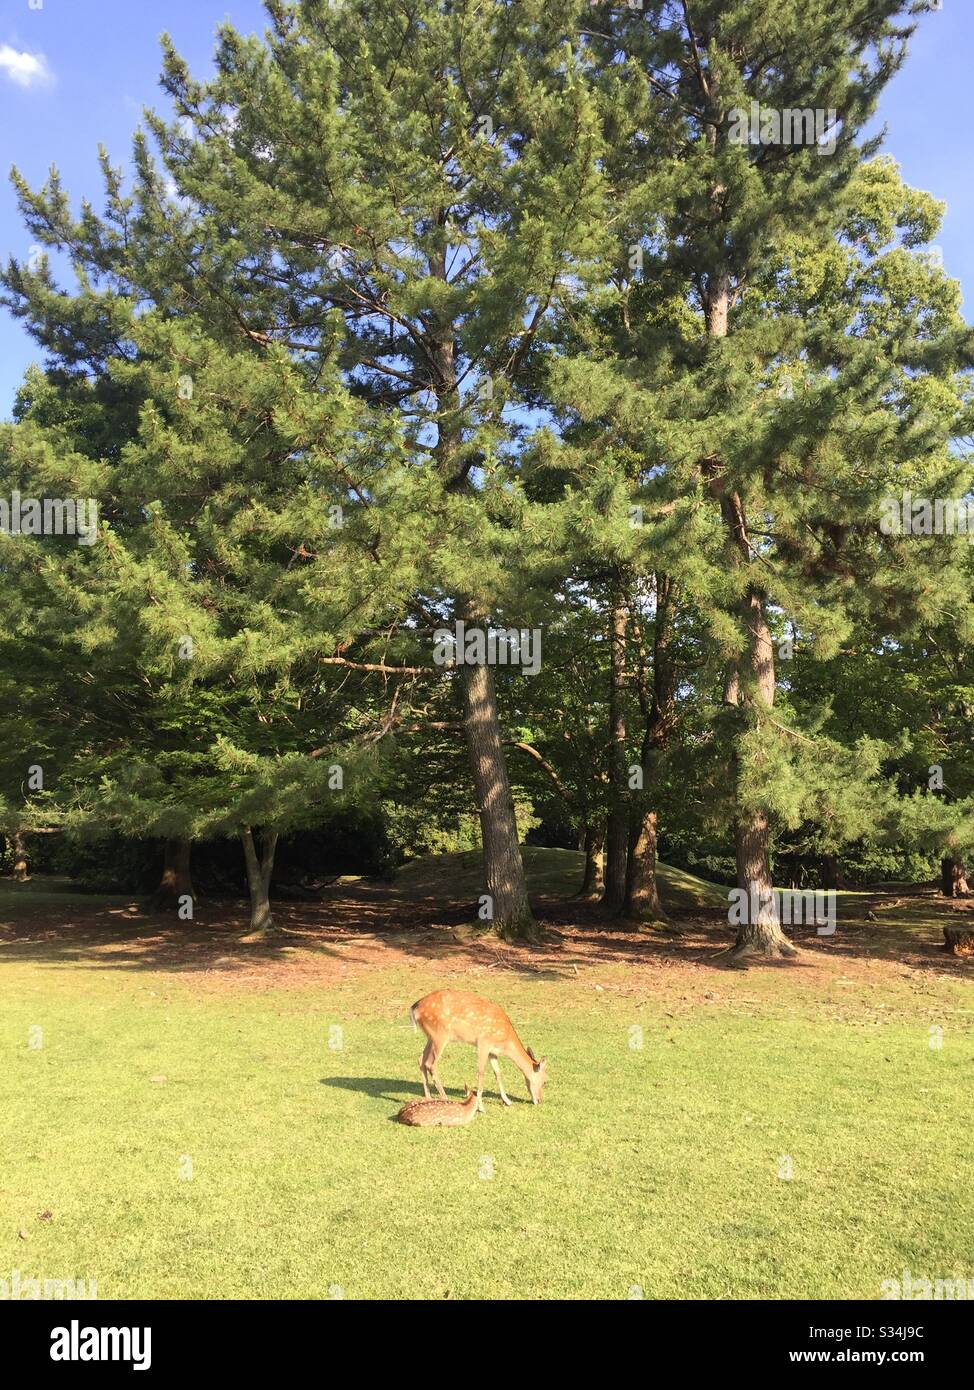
[1, 861, 972, 1300]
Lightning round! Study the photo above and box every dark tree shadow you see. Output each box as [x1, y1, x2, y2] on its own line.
[1, 874, 970, 980]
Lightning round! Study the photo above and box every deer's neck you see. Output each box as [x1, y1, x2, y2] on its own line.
[502, 1033, 535, 1077]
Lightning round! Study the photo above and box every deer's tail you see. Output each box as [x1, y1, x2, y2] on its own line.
[409, 1001, 420, 1032]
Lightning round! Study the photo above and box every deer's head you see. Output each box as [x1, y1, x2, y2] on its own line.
[526, 1048, 548, 1104]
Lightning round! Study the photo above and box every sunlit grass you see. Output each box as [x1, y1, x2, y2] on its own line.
[1, 915, 971, 1299]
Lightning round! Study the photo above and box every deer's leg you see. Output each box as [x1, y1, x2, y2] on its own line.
[428, 1041, 449, 1101]
[489, 1055, 512, 1106]
[475, 1042, 491, 1113]
[419, 1041, 433, 1099]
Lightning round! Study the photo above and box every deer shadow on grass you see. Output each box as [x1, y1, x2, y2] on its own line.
[320, 1076, 438, 1124]
[319, 1075, 528, 1107]
[320, 1075, 423, 1104]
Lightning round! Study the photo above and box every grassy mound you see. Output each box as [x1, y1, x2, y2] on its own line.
[396, 846, 727, 912]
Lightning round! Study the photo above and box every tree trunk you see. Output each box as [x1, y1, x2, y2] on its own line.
[624, 809, 667, 925]
[940, 858, 969, 898]
[151, 837, 194, 911]
[622, 572, 676, 926]
[719, 553, 796, 961]
[240, 826, 279, 934]
[458, 653, 537, 941]
[942, 924, 974, 956]
[11, 830, 29, 882]
[426, 214, 534, 942]
[820, 853, 839, 891]
[699, 217, 796, 963]
[730, 808, 796, 958]
[578, 825, 605, 899]
[602, 593, 629, 913]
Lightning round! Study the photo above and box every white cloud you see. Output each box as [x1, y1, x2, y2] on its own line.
[0, 44, 52, 88]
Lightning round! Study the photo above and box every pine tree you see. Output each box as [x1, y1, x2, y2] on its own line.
[124, 0, 611, 938]
[0, 256, 424, 932]
[573, 0, 973, 958]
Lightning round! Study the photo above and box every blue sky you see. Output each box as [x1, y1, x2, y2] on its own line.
[0, 0, 968, 417]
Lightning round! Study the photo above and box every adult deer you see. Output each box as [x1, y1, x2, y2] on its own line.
[410, 989, 548, 1110]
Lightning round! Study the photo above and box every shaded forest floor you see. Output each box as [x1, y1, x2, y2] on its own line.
[0, 849, 970, 1009]
[1, 852, 972, 1298]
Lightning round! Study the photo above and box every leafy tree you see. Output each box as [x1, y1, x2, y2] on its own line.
[0, 293, 420, 932]
[570, 0, 974, 958]
[127, 0, 612, 939]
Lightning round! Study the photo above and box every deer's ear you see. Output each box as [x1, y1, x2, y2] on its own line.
[526, 1046, 537, 1062]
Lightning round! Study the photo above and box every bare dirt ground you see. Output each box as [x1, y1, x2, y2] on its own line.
[1, 878, 971, 1014]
